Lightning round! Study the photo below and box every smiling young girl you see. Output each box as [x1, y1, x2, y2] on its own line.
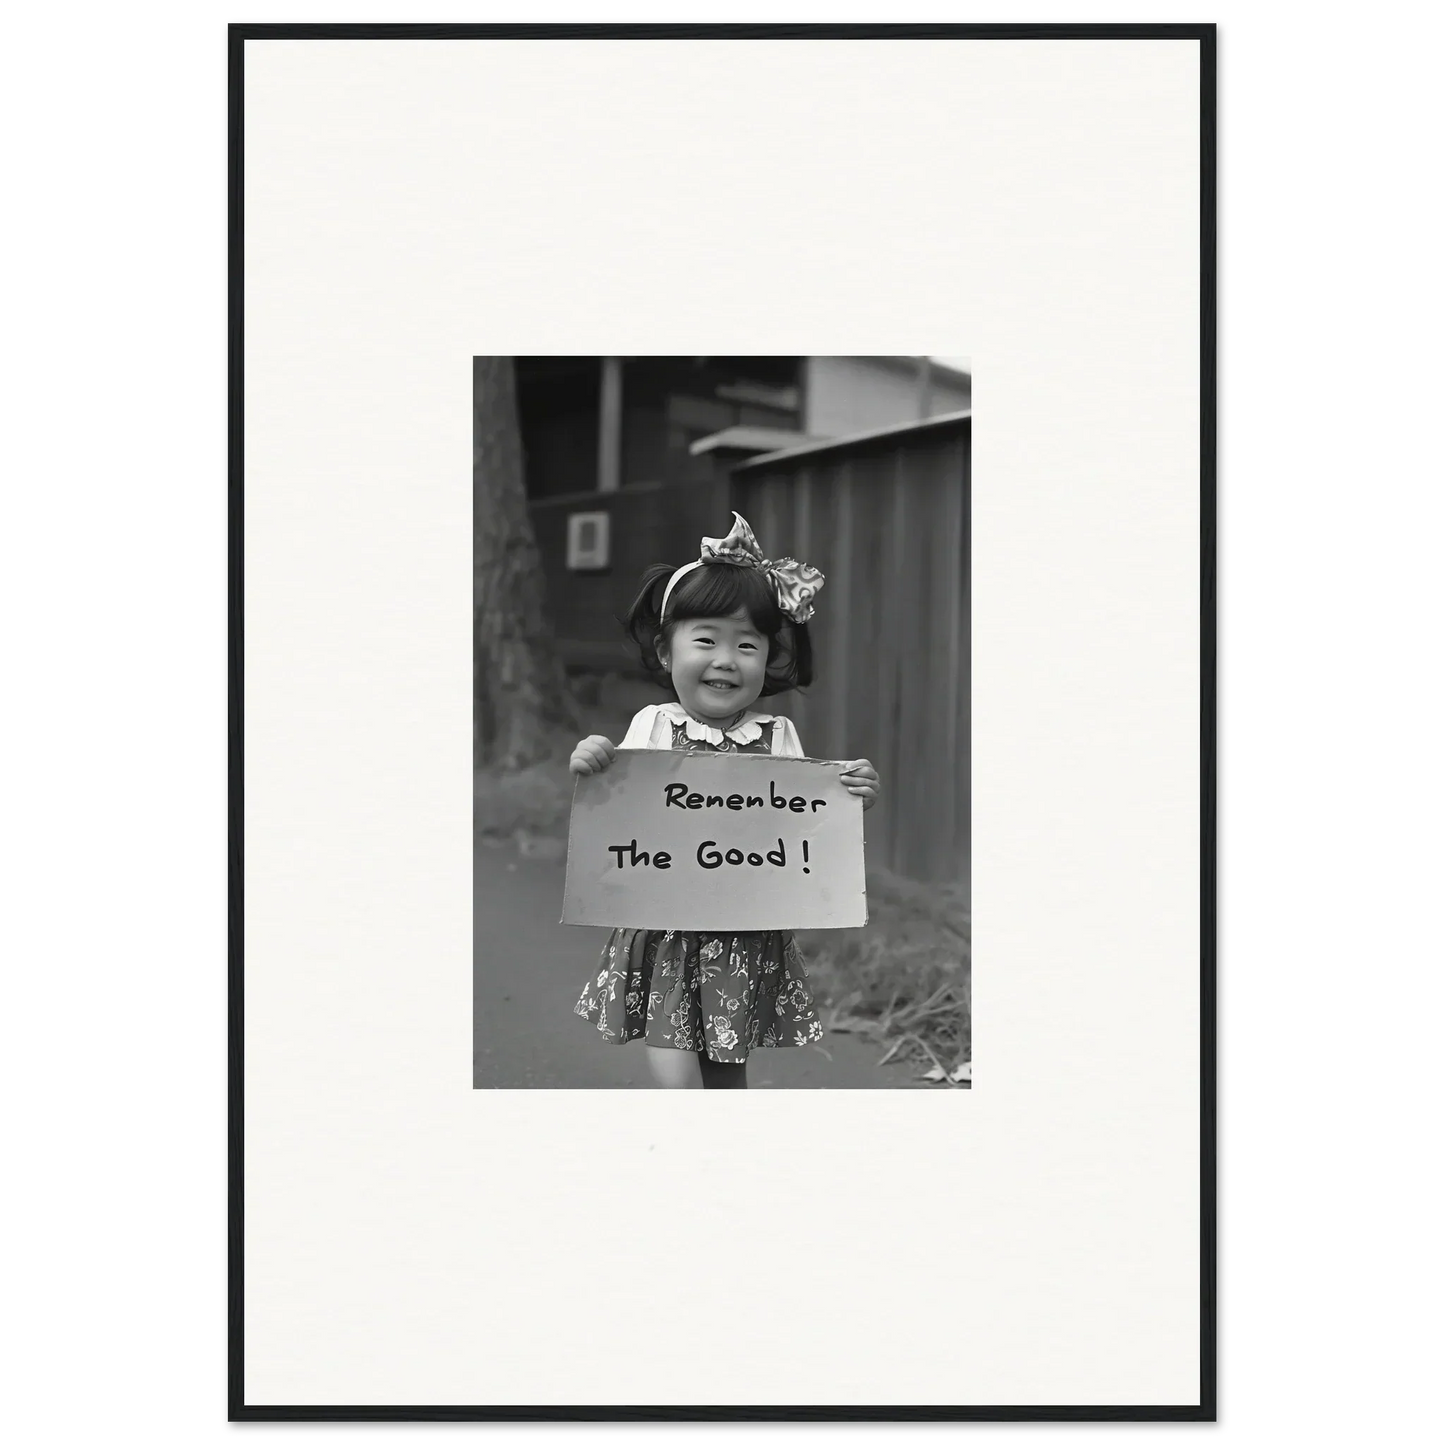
[570, 513, 879, 1089]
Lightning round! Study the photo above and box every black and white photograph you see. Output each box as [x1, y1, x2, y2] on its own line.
[473, 356, 971, 1088]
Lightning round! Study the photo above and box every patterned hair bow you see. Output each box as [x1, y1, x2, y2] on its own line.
[660, 512, 825, 624]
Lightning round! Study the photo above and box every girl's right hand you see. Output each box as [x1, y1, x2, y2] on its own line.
[569, 735, 617, 776]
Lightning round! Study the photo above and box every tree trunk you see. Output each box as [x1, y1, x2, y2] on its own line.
[474, 356, 575, 770]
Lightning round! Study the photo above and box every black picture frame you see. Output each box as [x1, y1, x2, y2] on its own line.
[230, 21, 1216, 1422]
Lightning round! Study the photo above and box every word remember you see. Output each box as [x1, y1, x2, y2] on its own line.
[662, 778, 830, 815]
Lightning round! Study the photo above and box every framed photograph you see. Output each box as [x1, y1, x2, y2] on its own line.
[232, 23, 1214, 1420]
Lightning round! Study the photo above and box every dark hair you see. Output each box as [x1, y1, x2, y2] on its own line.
[624, 561, 813, 698]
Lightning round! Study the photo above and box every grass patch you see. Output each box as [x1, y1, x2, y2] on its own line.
[474, 730, 575, 843]
[798, 868, 971, 1085]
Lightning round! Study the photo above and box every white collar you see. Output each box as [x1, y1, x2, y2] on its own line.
[657, 701, 773, 748]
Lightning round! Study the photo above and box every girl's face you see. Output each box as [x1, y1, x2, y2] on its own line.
[659, 607, 768, 722]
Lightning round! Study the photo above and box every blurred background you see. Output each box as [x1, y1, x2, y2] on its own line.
[474, 357, 970, 1088]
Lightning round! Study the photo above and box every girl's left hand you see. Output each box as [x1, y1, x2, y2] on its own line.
[840, 759, 880, 811]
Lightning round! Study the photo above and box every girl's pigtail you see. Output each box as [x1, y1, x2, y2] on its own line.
[791, 619, 814, 691]
[766, 618, 813, 694]
[624, 562, 677, 687]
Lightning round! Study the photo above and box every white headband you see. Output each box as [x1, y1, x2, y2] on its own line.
[658, 560, 704, 623]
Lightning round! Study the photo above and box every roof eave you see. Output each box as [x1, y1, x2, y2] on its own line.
[731, 409, 971, 472]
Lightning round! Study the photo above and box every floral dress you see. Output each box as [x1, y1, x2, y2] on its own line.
[573, 703, 825, 1062]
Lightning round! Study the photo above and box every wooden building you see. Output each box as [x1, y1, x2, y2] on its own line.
[519, 357, 968, 673]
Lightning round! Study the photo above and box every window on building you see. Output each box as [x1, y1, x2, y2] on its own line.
[515, 357, 806, 498]
[515, 358, 600, 500]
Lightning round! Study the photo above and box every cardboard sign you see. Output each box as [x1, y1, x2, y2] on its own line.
[561, 750, 866, 931]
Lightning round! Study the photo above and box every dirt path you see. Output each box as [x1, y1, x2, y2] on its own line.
[473, 842, 910, 1088]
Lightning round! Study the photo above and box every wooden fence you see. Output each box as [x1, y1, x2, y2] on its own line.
[732, 413, 970, 886]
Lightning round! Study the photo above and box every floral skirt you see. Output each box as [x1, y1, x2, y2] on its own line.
[574, 928, 823, 1063]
